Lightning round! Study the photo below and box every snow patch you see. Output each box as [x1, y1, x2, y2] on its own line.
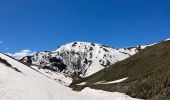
[95, 77, 128, 84]
[77, 82, 87, 85]
[80, 87, 141, 100]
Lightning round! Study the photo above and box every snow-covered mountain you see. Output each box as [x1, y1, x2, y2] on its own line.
[20, 41, 147, 78]
[71, 39, 170, 99]
[0, 53, 139, 100]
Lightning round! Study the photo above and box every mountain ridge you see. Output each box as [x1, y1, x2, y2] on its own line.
[19, 41, 147, 79]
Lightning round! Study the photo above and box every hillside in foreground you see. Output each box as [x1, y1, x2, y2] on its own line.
[0, 53, 139, 100]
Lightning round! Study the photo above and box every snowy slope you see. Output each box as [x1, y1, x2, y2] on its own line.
[0, 53, 140, 100]
[30, 65, 72, 86]
[21, 41, 147, 78]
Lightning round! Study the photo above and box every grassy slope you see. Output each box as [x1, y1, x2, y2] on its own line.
[70, 40, 170, 100]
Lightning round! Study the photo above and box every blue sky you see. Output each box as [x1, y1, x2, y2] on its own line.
[0, 0, 170, 53]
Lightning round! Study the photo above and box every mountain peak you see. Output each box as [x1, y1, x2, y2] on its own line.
[20, 41, 147, 80]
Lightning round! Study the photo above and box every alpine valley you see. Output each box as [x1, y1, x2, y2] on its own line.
[1, 39, 170, 100]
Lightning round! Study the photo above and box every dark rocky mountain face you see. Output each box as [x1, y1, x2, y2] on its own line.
[20, 41, 146, 77]
[70, 40, 170, 100]
[43, 57, 67, 72]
